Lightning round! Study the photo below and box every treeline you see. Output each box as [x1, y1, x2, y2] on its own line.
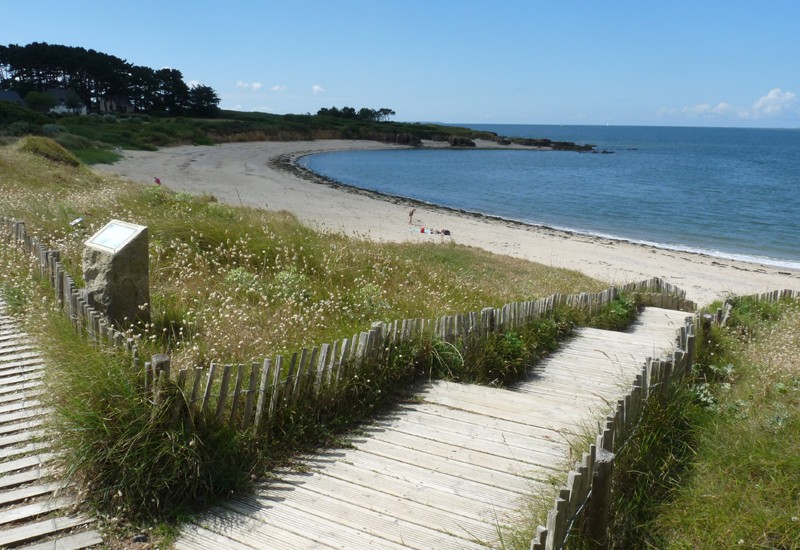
[316, 106, 396, 122]
[0, 42, 220, 116]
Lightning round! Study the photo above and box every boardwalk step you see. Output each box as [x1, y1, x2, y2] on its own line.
[0, 496, 76, 527]
[0, 514, 94, 548]
[0, 467, 54, 491]
[0, 481, 65, 507]
[20, 528, 104, 550]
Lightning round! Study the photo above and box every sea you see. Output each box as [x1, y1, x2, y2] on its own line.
[297, 125, 800, 270]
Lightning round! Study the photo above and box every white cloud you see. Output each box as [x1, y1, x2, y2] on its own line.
[235, 81, 263, 91]
[682, 102, 739, 116]
[751, 88, 796, 117]
[270, 85, 287, 92]
[669, 88, 798, 123]
[312, 84, 325, 94]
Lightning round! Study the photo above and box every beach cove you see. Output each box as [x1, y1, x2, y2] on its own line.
[96, 139, 800, 307]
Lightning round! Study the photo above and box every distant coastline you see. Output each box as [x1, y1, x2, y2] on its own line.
[96, 139, 800, 305]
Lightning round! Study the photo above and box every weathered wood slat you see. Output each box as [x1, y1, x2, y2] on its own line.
[0, 398, 43, 416]
[20, 528, 104, 550]
[254, 479, 490, 550]
[0, 514, 94, 548]
[0, 466, 53, 490]
[0, 496, 76, 526]
[0, 428, 46, 449]
[367, 417, 563, 469]
[263, 472, 499, 543]
[0, 440, 49, 460]
[0, 453, 53, 475]
[0, 481, 65, 508]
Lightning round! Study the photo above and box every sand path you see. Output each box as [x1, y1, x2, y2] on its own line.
[95, 140, 800, 307]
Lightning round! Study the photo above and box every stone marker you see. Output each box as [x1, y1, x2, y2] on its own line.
[83, 219, 150, 327]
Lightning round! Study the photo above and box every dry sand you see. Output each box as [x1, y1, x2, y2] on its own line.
[95, 140, 800, 307]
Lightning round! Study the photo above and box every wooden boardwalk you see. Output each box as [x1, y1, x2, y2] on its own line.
[176, 307, 689, 549]
[0, 300, 102, 549]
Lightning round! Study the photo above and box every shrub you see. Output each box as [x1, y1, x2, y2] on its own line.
[17, 135, 81, 166]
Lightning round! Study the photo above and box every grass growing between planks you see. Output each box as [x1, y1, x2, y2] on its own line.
[0, 138, 637, 532]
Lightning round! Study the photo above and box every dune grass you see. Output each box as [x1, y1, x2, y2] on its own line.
[1, 138, 626, 527]
[598, 297, 800, 549]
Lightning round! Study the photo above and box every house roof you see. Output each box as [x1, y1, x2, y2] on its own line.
[45, 88, 86, 106]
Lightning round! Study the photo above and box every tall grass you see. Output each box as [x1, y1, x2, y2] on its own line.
[0, 139, 621, 525]
[651, 298, 800, 548]
[597, 297, 800, 549]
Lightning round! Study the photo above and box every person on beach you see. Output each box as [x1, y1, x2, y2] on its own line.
[408, 208, 416, 224]
[154, 177, 161, 186]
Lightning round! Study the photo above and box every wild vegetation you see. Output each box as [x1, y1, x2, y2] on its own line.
[0, 137, 632, 529]
[599, 297, 800, 549]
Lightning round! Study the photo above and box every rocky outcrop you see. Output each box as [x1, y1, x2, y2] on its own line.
[505, 137, 594, 152]
[448, 136, 476, 147]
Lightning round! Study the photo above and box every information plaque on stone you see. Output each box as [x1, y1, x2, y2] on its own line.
[85, 220, 144, 254]
[83, 219, 150, 327]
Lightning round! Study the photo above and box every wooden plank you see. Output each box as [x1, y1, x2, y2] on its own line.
[307, 448, 526, 505]
[0, 398, 43, 416]
[0, 355, 45, 376]
[241, 363, 259, 430]
[0, 351, 40, 365]
[0, 418, 42, 436]
[276, 471, 499, 542]
[253, 358, 272, 433]
[214, 364, 234, 423]
[0, 480, 65, 507]
[393, 403, 569, 454]
[0, 514, 93, 548]
[0, 371, 44, 388]
[252, 478, 490, 550]
[0, 453, 53, 475]
[0, 428, 46, 448]
[361, 424, 562, 472]
[177, 520, 295, 550]
[290, 349, 309, 405]
[423, 381, 596, 420]
[0, 362, 44, 377]
[225, 493, 411, 550]
[228, 364, 245, 429]
[202, 504, 341, 549]
[349, 437, 542, 495]
[277, 460, 516, 523]
[0, 440, 48, 460]
[0, 496, 75, 526]
[200, 362, 218, 417]
[0, 388, 42, 404]
[21, 529, 104, 550]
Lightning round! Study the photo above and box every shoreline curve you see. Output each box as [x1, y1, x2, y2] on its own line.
[95, 139, 800, 307]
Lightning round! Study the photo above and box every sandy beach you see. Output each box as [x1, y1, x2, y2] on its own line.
[95, 139, 800, 307]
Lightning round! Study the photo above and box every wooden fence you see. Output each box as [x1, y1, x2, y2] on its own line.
[2, 216, 699, 436]
[6, 215, 799, 548]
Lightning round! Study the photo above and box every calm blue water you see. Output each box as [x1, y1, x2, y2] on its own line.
[299, 125, 800, 269]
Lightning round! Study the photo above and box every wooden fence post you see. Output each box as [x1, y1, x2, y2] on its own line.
[585, 448, 614, 549]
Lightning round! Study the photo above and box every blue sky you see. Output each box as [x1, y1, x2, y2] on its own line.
[5, 1, 800, 127]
